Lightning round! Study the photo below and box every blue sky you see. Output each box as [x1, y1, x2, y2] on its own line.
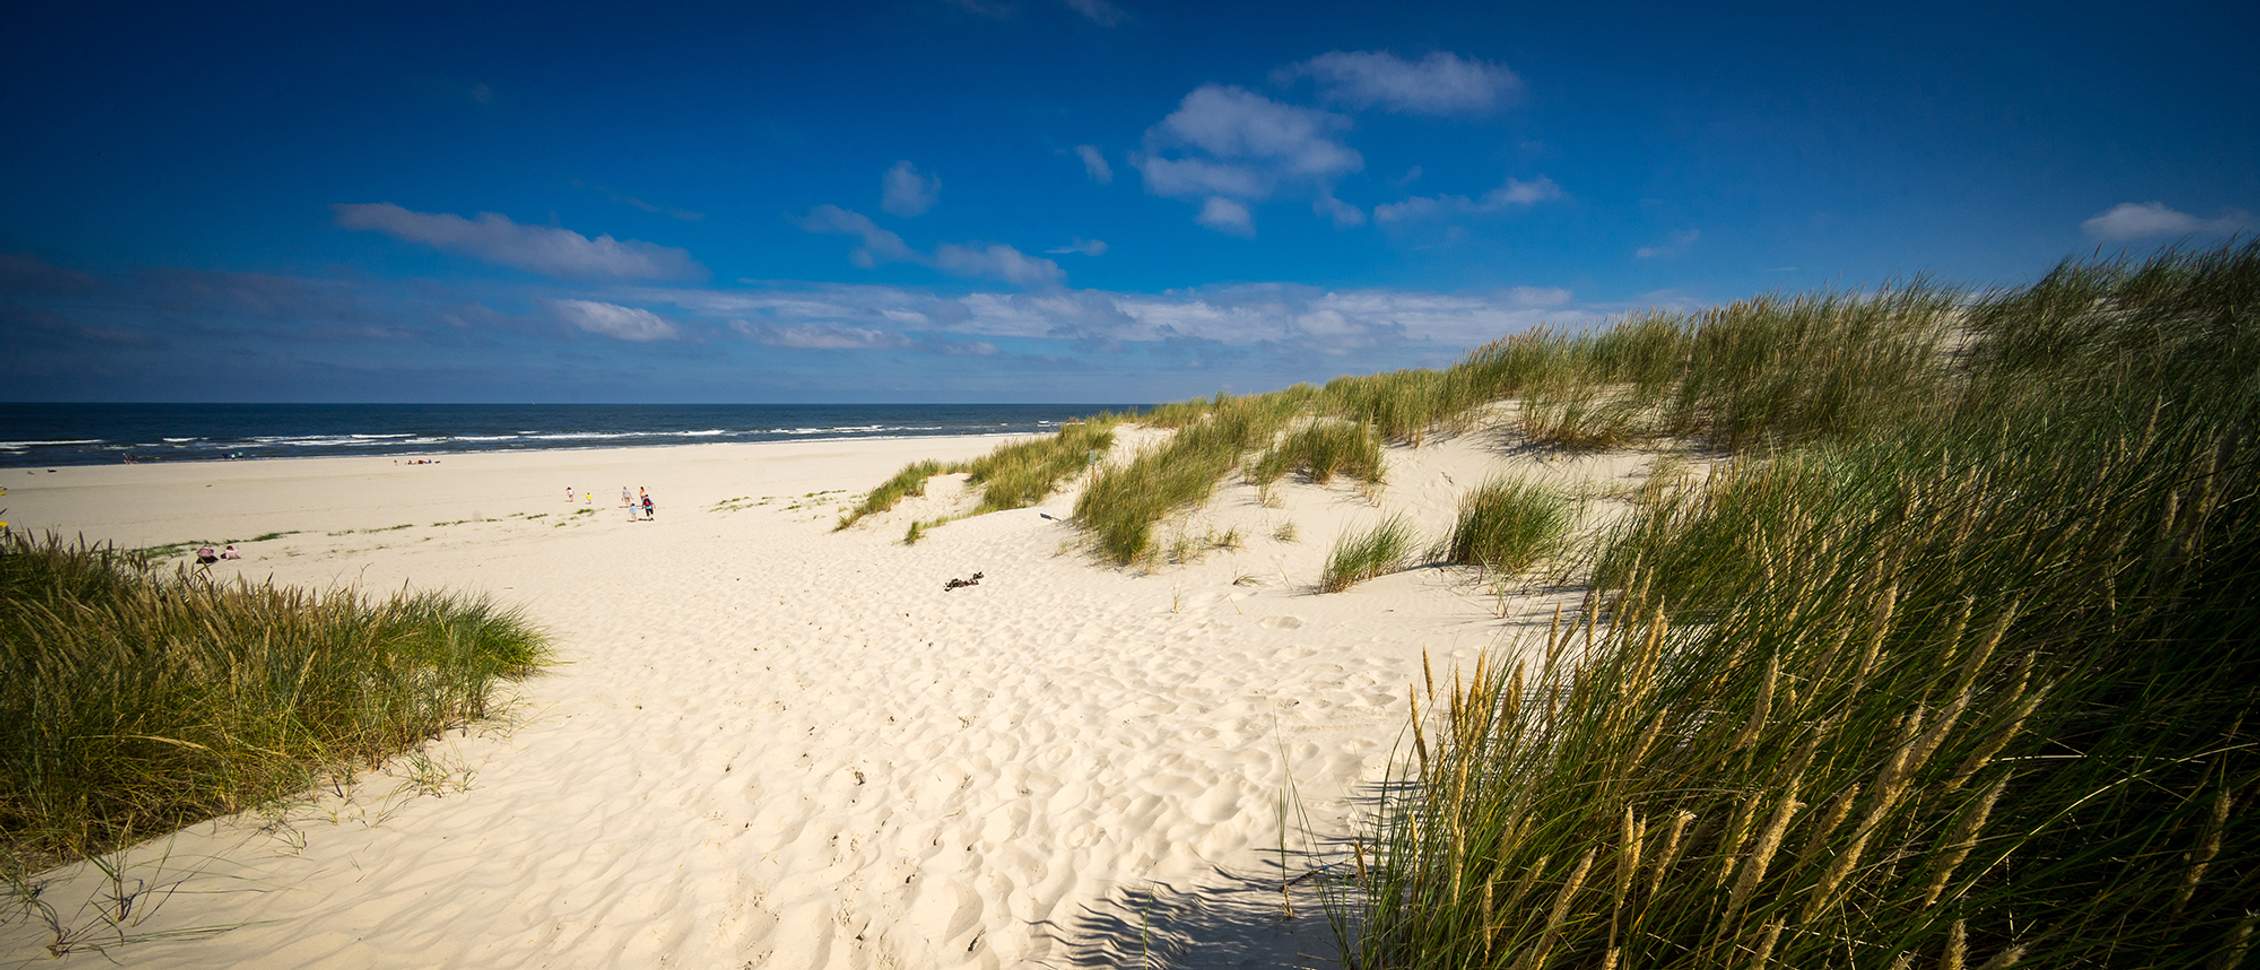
[3, 1, 2255, 403]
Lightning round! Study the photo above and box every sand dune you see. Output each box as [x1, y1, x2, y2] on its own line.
[2, 430, 1661, 968]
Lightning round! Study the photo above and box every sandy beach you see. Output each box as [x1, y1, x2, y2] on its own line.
[2, 430, 1652, 968]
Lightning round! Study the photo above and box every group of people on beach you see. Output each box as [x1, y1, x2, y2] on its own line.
[568, 484, 656, 521]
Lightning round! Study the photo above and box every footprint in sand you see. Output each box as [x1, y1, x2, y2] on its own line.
[1258, 615, 1305, 630]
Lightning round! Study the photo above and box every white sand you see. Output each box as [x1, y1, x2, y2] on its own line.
[1, 428, 1663, 968]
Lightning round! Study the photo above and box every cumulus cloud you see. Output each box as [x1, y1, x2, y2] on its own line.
[1061, 0, 1125, 26]
[1275, 51, 1522, 115]
[799, 205, 1064, 286]
[881, 161, 941, 217]
[549, 299, 680, 341]
[1132, 84, 1364, 229]
[1196, 197, 1256, 236]
[333, 203, 706, 281]
[933, 243, 1066, 286]
[1314, 194, 1366, 227]
[1135, 155, 1271, 199]
[1635, 228, 1701, 260]
[1074, 144, 1114, 184]
[1149, 85, 1360, 180]
[1047, 238, 1109, 256]
[799, 204, 917, 266]
[1374, 175, 1563, 223]
[2081, 202, 2251, 240]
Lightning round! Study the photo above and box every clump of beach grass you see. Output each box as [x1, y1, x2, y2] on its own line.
[1076, 394, 1303, 565]
[960, 418, 1117, 512]
[1328, 244, 2260, 969]
[1, 535, 548, 876]
[1516, 382, 1650, 451]
[834, 459, 947, 530]
[1319, 513, 1421, 593]
[1438, 477, 1571, 576]
[1666, 284, 1961, 450]
[1250, 421, 1386, 486]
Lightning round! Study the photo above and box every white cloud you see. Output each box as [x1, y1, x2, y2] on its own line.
[1635, 228, 1701, 260]
[735, 320, 907, 349]
[881, 161, 941, 217]
[1061, 0, 1125, 26]
[1275, 51, 1522, 115]
[799, 204, 1060, 286]
[799, 204, 917, 266]
[1374, 176, 1564, 223]
[2081, 202, 2251, 240]
[549, 299, 680, 341]
[1196, 197, 1256, 236]
[1134, 155, 1271, 199]
[1047, 238, 1109, 256]
[933, 243, 1066, 286]
[1074, 144, 1114, 184]
[1314, 194, 1366, 227]
[631, 281, 1637, 356]
[1151, 85, 1360, 179]
[333, 203, 704, 280]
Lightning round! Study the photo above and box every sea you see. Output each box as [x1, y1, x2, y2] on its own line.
[0, 403, 1135, 468]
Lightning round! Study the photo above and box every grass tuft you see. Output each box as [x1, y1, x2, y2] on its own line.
[1439, 477, 1572, 575]
[834, 460, 947, 530]
[1251, 422, 1386, 486]
[1319, 513, 1421, 593]
[1, 535, 548, 876]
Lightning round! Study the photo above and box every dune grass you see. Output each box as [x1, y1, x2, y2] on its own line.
[1076, 394, 1305, 564]
[1250, 421, 1387, 486]
[1438, 477, 1572, 576]
[960, 418, 1117, 513]
[1, 535, 548, 875]
[833, 460, 948, 530]
[1515, 381, 1650, 451]
[1319, 514, 1422, 593]
[1329, 244, 2260, 968]
[1666, 285, 1961, 450]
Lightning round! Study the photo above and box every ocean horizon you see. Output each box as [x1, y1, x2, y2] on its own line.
[0, 403, 1137, 468]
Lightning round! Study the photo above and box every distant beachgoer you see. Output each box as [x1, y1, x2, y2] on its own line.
[583, 491, 593, 506]
[195, 545, 218, 565]
[566, 486, 574, 503]
[642, 493, 655, 521]
[221, 544, 241, 560]
[621, 486, 633, 507]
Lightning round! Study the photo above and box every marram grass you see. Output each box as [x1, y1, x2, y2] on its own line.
[1320, 513, 1422, 593]
[1, 535, 548, 876]
[1328, 244, 2260, 969]
[1250, 421, 1387, 486]
[1438, 477, 1571, 577]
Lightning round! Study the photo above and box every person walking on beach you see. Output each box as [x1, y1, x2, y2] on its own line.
[621, 485, 632, 508]
[565, 485, 574, 504]
[641, 490, 655, 521]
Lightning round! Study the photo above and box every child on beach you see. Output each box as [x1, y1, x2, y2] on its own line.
[642, 492, 655, 521]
